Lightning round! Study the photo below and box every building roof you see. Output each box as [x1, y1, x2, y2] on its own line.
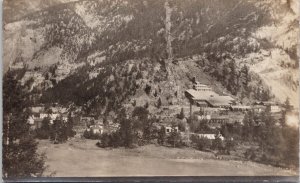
[262, 101, 280, 106]
[252, 105, 267, 109]
[196, 101, 208, 106]
[196, 133, 225, 140]
[49, 113, 60, 120]
[208, 97, 233, 107]
[185, 89, 216, 100]
[253, 101, 279, 106]
[30, 106, 45, 113]
[90, 125, 103, 129]
[34, 118, 44, 122]
[186, 89, 235, 107]
[231, 105, 251, 109]
[194, 81, 210, 86]
[194, 83, 212, 89]
[211, 117, 229, 121]
[197, 134, 218, 140]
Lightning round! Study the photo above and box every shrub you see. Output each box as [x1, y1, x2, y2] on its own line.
[98, 133, 111, 148]
[196, 137, 212, 151]
[244, 148, 257, 161]
[136, 71, 143, 79]
[167, 132, 183, 148]
[224, 139, 236, 153]
[144, 102, 149, 109]
[157, 98, 162, 108]
[212, 136, 224, 150]
[50, 119, 68, 143]
[35, 118, 51, 139]
[178, 121, 186, 132]
[144, 84, 151, 95]
[157, 126, 166, 145]
[154, 90, 158, 97]
[177, 108, 185, 120]
[83, 130, 101, 140]
[35, 129, 50, 139]
[83, 130, 91, 139]
[132, 100, 137, 107]
[98, 132, 124, 148]
[110, 132, 123, 147]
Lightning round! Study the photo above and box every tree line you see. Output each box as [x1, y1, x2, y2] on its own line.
[3, 71, 46, 178]
[34, 114, 76, 144]
[217, 101, 298, 169]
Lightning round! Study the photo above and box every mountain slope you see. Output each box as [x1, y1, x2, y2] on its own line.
[4, 0, 299, 114]
[245, 0, 299, 106]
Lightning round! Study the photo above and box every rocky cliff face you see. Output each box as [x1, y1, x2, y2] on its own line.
[249, 0, 299, 106]
[4, 0, 299, 113]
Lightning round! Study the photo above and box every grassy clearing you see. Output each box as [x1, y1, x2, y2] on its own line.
[37, 138, 297, 177]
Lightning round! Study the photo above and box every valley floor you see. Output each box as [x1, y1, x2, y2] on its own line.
[38, 138, 297, 177]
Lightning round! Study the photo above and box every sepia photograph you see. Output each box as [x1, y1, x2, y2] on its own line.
[2, 0, 300, 181]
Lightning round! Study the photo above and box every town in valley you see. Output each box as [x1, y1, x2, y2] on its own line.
[3, 0, 299, 178]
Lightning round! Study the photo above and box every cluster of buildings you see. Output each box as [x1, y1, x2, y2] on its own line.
[156, 80, 287, 143]
[156, 116, 225, 143]
[26, 103, 120, 138]
[185, 81, 284, 128]
[27, 105, 69, 130]
[185, 81, 235, 109]
[81, 116, 119, 137]
[252, 101, 282, 113]
[158, 118, 180, 134]
[164, 125, 179, 133]
[25, 80, 287, 144]
[185, 81, 283, 113]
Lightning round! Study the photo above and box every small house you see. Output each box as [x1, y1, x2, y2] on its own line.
[193, 81, 213, 92]
[27, 114, 45, 130]
[197, 133, 224, 141]
[29, 105, 45, 113]
[108, 123, 120, 132]
[252, 102, 267, 113]
[40, 113, 48, 119]
[196, 114, 211, 121]
[81, 116, 95, 124]
[264, 103, 282, 113]
[35, 118, 44, 129]
[29, 118, 44, 130]
[253, 101, 281, 113]
[27, 115, 35, 125]
[164, 125, 179, 134]
[62, 114, 68, 122]
[160, 117, 180, 134]
[87, 124, 104, 135]
[230, 105, 251, 112]
[209, 115, 229, 124]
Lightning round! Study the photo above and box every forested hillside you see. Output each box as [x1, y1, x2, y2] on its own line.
[4, 0, 299, 115]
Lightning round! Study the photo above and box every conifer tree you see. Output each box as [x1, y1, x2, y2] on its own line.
[157, 97, 162, 108]
[3, 71, 45, 178]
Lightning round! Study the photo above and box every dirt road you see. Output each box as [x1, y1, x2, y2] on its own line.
[38, 139, 297, 177]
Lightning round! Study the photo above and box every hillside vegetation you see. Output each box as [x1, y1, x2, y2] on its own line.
[4, 0, 299, 114]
